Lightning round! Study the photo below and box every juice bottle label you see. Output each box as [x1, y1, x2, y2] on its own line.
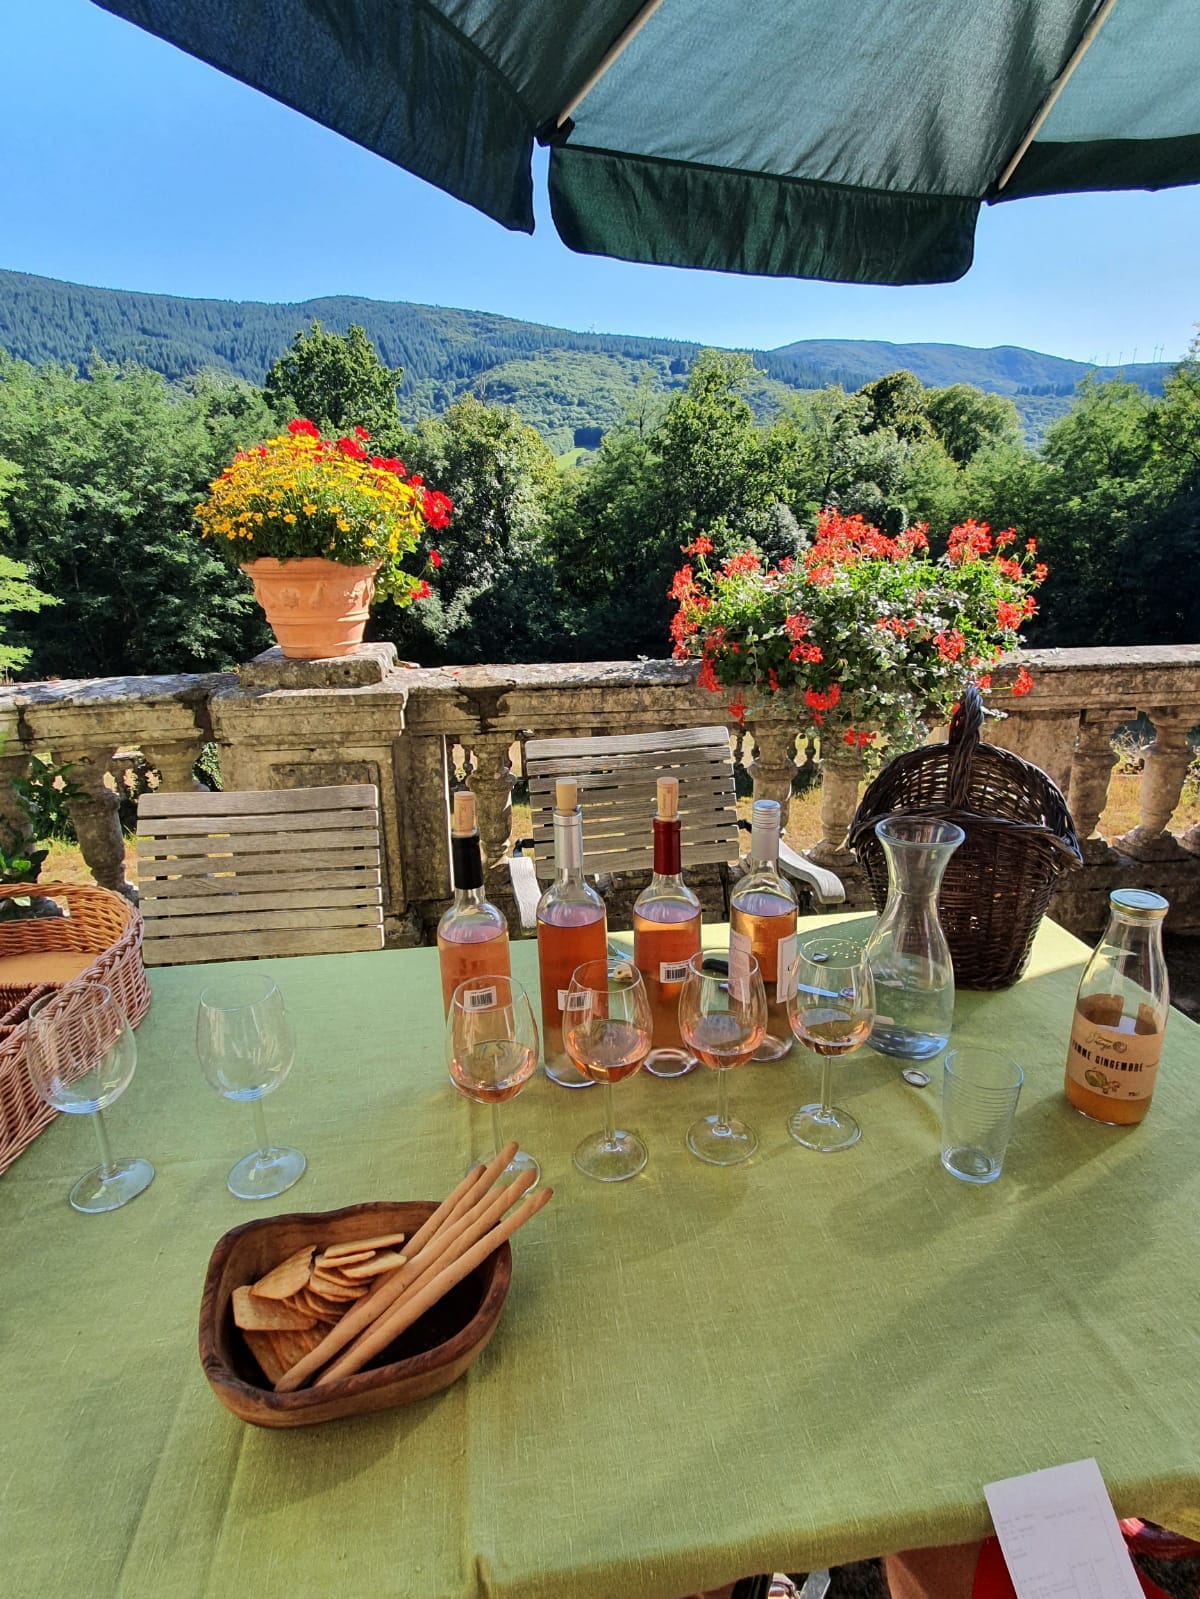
[1067, 1001, 1161, 1102]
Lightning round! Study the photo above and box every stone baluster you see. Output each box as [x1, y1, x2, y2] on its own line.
[796, 734, 818, 786]
[1066, 713, 1128, 861]
[745, 720, 797, 830]
[1114, 709, 1197, 861]
[0, 750, 36, 862]
[144, 739, 205, 792]
[467, 733, 515, 871]
[808, 748, 864, 869]
[65, 749, 136, 900]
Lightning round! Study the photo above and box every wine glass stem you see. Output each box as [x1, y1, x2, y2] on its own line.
[251, 1096, 271, 1157]
[819, 1057, 833, 1119]
[603, 1079, 617, 1149]
[490, 1100, 507, 1160]
[92, 1106, 117, 1178]
[716, 1065, 731, 1131]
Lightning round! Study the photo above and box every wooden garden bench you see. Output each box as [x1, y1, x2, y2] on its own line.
[136, 784, 385, 965]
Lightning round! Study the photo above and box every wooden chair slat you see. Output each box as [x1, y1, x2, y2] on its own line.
[136, 785, 386, 965]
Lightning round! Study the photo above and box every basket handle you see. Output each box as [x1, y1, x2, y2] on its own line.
[947, 685, 984, 808]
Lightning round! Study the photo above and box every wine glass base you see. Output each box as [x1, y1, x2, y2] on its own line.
[788, 1104, 861, 1153]
[227, 1145, 307, 1201]
[573, 1127, 647, 1182]
[686, 1114, 758, 1166]
[644, 1047, 696, 1079]
[544, 1058, 595, 1089]
[752, 1031, 793, 1062]
[69, 1157, 155, 1214]
[467, 1148, 541, 1189]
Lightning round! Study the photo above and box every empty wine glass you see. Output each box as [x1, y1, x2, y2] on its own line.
[786, 934, 874, 1152]
[678, 950, 767, 1165]
[195, 974, 305, 1200]
[446, 974, 540, 1187]
[565, 958, 652, 1182]
[25, 982, 154, 1213]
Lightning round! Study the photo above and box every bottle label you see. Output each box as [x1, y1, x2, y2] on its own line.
[463, 985, 498, 1013]
[1067, 1004, 1162, 1101]
[729, 929, 752, 1003]
[659, 960, 692, 984]
[558, 989, 591, 1014]
[775, 932, 798, 1004]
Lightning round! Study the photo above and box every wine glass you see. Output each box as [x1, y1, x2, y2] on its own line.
[564, 958, 652, 1182]
[786, 934, 874, 1152]
[195, 974, 306, 1200]
[678, 950, 767, 1165]
[25, 982, 154, 1214]
[446, 974, 540, 1187]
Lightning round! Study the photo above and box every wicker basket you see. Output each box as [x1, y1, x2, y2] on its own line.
[0, 882, 150, 1175]
[848, 687, 1082, 990]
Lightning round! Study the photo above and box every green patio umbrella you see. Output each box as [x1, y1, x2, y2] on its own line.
[94, 0, 1199, 284]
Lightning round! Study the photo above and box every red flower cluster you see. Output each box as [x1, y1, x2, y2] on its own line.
[805, 683, 841, 713]
[843, 729, 875, 748]
[721, 551, 761, 578]
[784, 612, 811, 641]
[287, 418, 320, 438]
[788, 642, 823, 664]
[947, 520, 995, 564]
[995, 600, 1024, 632]
[684, 535, 714, 556]
[1012, 666, 1034, 697]
[934, 629, 966, 663]
[421, 489, 453, 531]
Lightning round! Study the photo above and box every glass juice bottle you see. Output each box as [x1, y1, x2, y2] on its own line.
[633, 776, 702, 1078]
[536, 779, 606, 1087]
[1066, 888, 1169, 1126]
[729, 799, 797, 1060]
[436, 790, 511, 1015]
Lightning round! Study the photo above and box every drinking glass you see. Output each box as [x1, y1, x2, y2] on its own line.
[446, 974, 540, 1187]
[195, 974, 306, 1200]
[786, 934, 874, 1152]
[25, 983, 154, 1214]
[678, 950, 767, 1165]
[565, 958, 652, 1182]
[941, 1048, 1024, 1183]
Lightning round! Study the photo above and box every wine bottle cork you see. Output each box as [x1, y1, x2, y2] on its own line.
[451, 790, 476, 835]
[554, 778, 578, 814]
[656, 776, 679, 821]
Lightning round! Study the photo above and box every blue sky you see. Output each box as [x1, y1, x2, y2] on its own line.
[5, 1, 1198, 365]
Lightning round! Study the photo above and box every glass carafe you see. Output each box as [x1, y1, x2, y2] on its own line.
[863, 817, 964, 1061]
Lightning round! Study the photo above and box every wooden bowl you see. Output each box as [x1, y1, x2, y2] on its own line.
[199, 1200, 512, 1428]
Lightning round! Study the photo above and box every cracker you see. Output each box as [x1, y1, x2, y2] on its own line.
[251, 1245, 315, 1300]
[315, 1248, 374, 1269]
[243, 1328, 286, 1386]
[323, 1231, 406, 1259]
[233, 1285, 317, 1332]
[340, 1251, 407, 1279]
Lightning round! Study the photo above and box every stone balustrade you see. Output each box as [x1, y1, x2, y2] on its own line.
[1, 642, 1198, 945]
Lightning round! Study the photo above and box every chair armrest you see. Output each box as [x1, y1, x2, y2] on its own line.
[778, 840, 845, 906]
[507, 853, 541, 933]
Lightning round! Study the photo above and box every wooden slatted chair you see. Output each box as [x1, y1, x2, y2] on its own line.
[508, 727, 843, 932]
[136, 784, 384, 966]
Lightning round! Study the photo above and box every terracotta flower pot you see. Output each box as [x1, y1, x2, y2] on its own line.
[240, 557, 381, 660]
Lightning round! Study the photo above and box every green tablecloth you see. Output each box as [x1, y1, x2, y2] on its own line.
[3, 915, 1199, 1598]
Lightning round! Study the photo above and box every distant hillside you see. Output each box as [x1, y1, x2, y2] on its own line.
[0, 269, 1174, 452]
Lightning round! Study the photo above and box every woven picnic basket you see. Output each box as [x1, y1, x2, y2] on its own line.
[0, 882, 150, 1175]
[848, 686, 1082, 990]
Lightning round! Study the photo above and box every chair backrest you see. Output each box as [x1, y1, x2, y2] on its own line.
[136, 784, 384, 966]
[523, 726, 739, 881]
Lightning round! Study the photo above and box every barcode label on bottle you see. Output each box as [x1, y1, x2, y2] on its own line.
[659, 960, 691, 984]
[729, 929, 752, 1003]
[464, 985, 498, 1012]
[558, 989, 591, 1013]
[776, 932, 798, 1004]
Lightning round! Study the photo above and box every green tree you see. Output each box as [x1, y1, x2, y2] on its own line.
[858, 369, 931, 442]
[0, 355, 268, 676]
[926, 385, 1021, 466]
[263, 321, 403, 443]
[376, 396, 561, 662]
[0, 457, 57, 674]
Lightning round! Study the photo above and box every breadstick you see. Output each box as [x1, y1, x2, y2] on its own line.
[273, 1147, 517, 1394]
[316, 1187, 552, 1386]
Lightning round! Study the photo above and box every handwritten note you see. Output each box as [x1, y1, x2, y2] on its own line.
[984, 1459, 1143, 1599]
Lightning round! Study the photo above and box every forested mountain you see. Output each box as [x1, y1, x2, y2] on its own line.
[0, 268, 1172, 453]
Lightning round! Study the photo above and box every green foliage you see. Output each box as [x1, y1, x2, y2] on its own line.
[926, 386, 1021, 465]
[263, 322, 404, 443]
[0, 457, 57, 673]
[0, 354, 270, 676]
[859, 369, 931, 442]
